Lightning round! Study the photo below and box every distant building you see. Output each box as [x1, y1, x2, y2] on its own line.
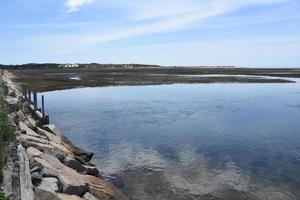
[58, 63, 79, 68]
[124, 64, 134, 68]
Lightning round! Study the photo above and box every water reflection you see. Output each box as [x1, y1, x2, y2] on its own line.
[41, 81, 300, 199]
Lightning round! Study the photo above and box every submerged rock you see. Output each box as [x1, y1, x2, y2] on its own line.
[106, 174, 125, 189]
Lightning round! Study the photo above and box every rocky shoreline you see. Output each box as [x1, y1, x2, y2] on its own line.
[1, 71, 128, 200]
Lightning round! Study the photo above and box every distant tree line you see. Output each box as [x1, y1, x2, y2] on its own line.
[0, 63, 161, 69]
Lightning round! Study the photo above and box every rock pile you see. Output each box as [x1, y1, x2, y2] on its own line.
[3, 71, 128, 200]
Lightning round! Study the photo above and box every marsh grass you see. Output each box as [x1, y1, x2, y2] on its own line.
[9, 67, 298, 92]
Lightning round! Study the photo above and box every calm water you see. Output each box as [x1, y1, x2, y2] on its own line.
[41, 80, 300, 200]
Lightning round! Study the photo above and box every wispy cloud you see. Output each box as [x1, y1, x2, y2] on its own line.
[12, 0, 298, 66]
[60, 0, 290, 45]
[107, 0, 289, 21]
[20, 0, 293, 50]
[65, 0, 94, 13]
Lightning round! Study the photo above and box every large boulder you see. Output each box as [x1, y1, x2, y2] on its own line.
[19, 122, 40, 138]
[26, 147, 43, 158]
[34, 153, 128, 200]
[43, 124, 93, 162]
[83, 175, 128, 200]
[35, 154, 88, 196]
[83, 166, 99, 176]
[37, 177, 60, 194]
[37, 127, 62, 144]
[6, 96, 19, 111]
[31, 171, 42, 186]
[57, 193, 84, 200]
[83, 192, 99, 200]
[20, 134, 49, 145]
[20, 139, 55, 153]
[41, 166, 59, 178]
[64, 156, 86, 172]
[50, 142, 73, 155]
[35, 188, 61, 200]
[8, 90, 16, 97]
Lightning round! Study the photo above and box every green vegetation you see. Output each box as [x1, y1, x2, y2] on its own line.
[0, 192, 10, 200]
[0, 76, 15, 189]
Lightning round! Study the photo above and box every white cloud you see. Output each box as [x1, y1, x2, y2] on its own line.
[23, 0, 294, 51]
[80, 0, 289, 44]
[103, 0, 289, 21]
[65, 0, 94, 13]
[22, 0, 293, 49]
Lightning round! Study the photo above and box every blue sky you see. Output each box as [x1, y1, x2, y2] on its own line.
[0, 0, 300, 67]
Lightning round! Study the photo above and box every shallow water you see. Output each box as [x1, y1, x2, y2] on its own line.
[40, 80, 300, 200]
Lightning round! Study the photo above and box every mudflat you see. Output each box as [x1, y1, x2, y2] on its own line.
[4, 64, 300, 91]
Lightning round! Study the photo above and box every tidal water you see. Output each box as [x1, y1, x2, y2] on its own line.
[41, 80, 300, 200]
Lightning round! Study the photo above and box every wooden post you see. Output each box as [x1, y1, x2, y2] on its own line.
[28, 90, 31, 102]
[33, 92, 38, 111]
[24, 87, 27, 100]
[42, 95, 45, 118]
[21, 84, 24, 96]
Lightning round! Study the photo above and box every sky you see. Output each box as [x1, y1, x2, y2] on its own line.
[0, 0, 300, 67]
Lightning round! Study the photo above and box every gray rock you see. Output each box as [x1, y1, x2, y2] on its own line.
[34, 152, 128, 200]
[31, 172, 42, 186]
[64, 157, 86, 172]
[27, 147, 43, 158]
[83, 192, 99, 200]
[41, 167, 59, 178]
[60, 134, 94, 162]
[8, 90, 16, 97]
[35, 188, 61, 200]
[30, 166, 42, 174]
[18, 144, 34, 200]
[57, 193, 84, 200]
[84, 166, 99, 176]
[36, 154, 88, 196]
[6, 96, 19, 110]
[37, 177, 59, 194]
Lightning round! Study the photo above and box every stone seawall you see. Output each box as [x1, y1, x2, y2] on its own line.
[2, 71, 128, 200]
